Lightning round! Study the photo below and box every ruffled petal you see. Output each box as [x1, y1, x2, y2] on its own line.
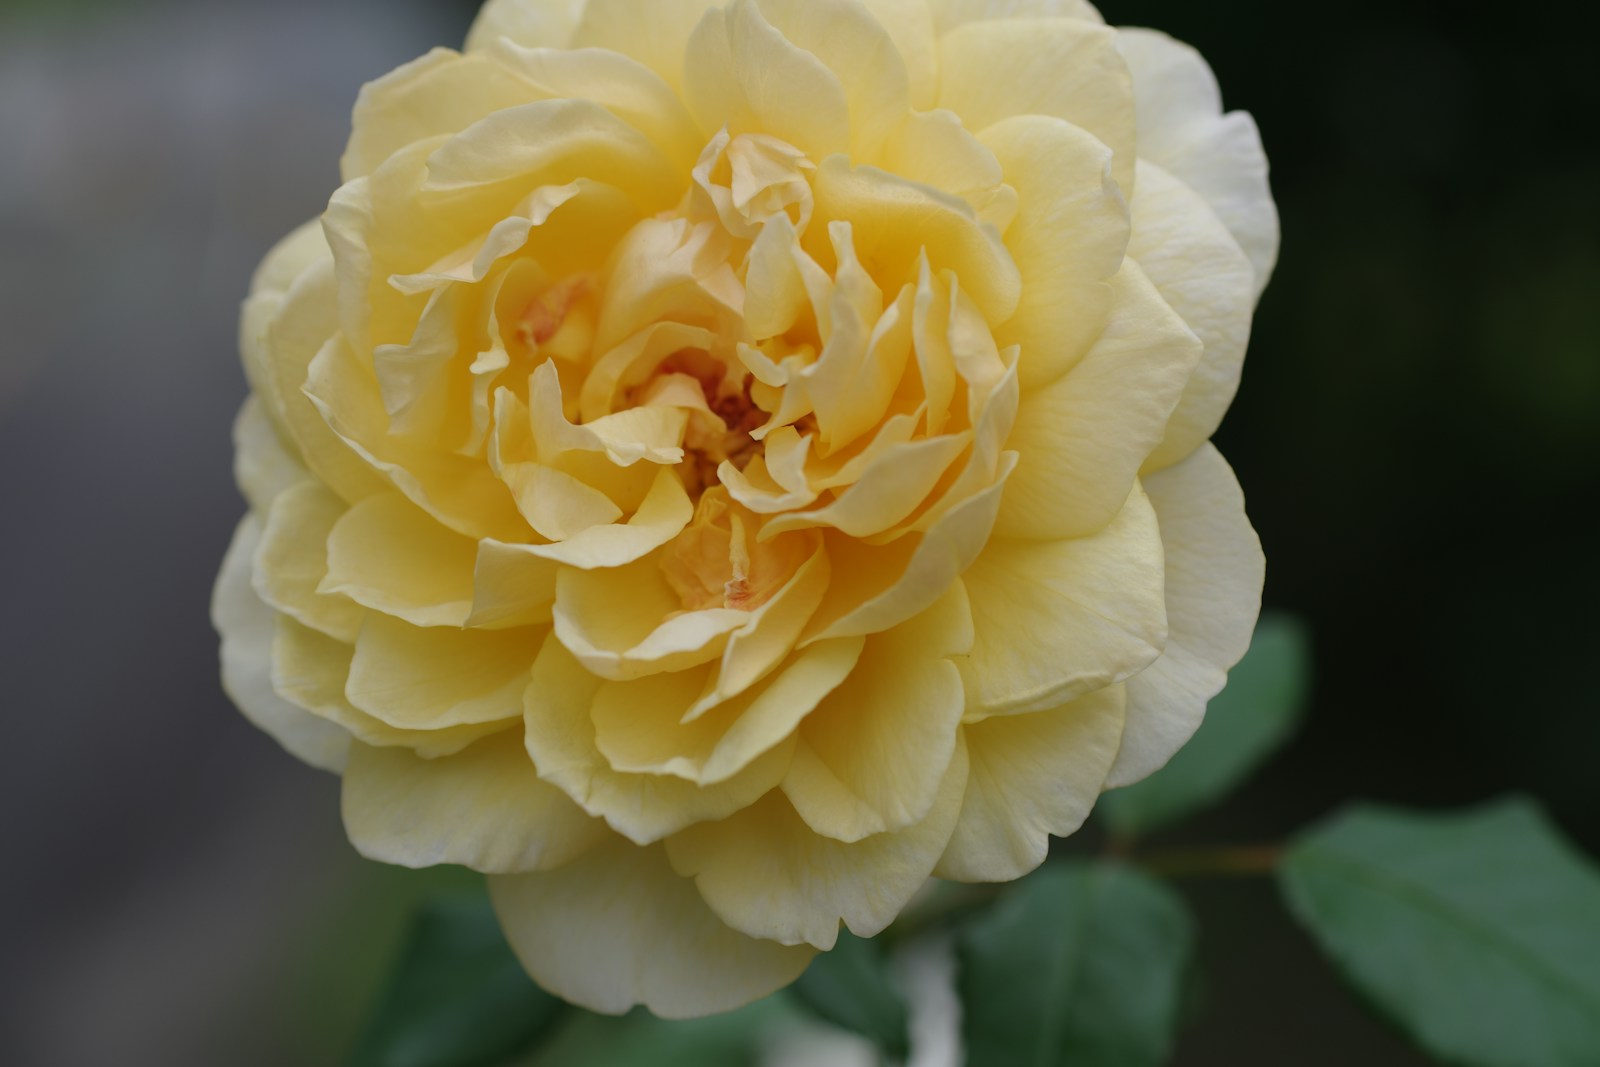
[936, 685, 1124, 881]
[490, 839, 815, 1017]
[342, 730, 609, 873]
[322, 492, 479, 628]
[213, 517, 350, 772]
[664, 734, 969, 950]
[1108, 445, 1263, 786]
[959, 485, 1166, 720]
[253, 481, 365, 643]
[465, 0, 588, 53]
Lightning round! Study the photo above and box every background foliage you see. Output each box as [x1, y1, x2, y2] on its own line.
[0, 0, 1595, 1064]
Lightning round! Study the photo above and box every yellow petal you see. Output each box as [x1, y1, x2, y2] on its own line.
[808, 451, 1016, 642]
[342, 731, 609, 873]
[253, 481, 365, 643]
[593, 638, 863, 787]
[1131, 161, 1256, 473]
[752, 0, 912, 159]
[1109, 445, 1262, 787]
[665, 735, 969, 950]
[858, 0, 938, 110]
[466, 0, 587, 52]
[490, 839, 815, 1017]
[340, 48, 538, 181]
[928, 0, 1103, 33]
[937, 17, 1134, 198]
[1117, 28, 1278, 295]
[811, 156, 1020, 325]
[213, 517, 349, 772]
[321, 491, 478, 628]
[572, 0, 729, 94]
[783, 583, 972, 842]
[524, 635, 798, 844]
[979, 114, 1129, 390]
[503, 463, 624, 542]
[995, 260, 1201, 541]
[936, 685, 1124, 881]
[271, 614, 501, 757]
[345, 614, 539, 730]
[684, 0, 852, 162]
[248, 217, 328, 299]
[960, 485, 1167, 720]
[231, 397, 308, 515]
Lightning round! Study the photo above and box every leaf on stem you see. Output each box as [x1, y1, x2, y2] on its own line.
[957, 861, 1194, 1067]
[1280, 797, 1600, 1067]
[792, 928, 910, 1058]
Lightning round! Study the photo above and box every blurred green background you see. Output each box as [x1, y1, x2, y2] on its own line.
[0, 0, 1594, 1064]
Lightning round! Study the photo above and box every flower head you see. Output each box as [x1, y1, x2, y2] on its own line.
[214, 0, 1273, 1017]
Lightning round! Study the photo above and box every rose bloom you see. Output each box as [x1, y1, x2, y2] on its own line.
[213, 0, 1274, 1017]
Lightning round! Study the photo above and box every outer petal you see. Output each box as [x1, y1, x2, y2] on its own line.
[782, 582, 972, 842]
[960, 485, 1167, 720]
[1117, 28, 1278, 295]
[937, 17, 1135, 199]
[490, 839, 815, 1018]
[994, 260, 1200, 540]
[345, 615, 538, 731]
[570, 0, 715, 93]
[213, 517, 350, 773]
[1130, 161, 1256, 473]
[232, 398, 308, 515]
[928, 0, 1102, 32]
[254, 481, 365, 643]
[936, 686, 1124, 882]
[342, 731, 609, 873]
[466, 0, 588, 53]
[666, 735, 970, 950]
[322, 492, 478, 629]
[1107, 445, 1263, 787]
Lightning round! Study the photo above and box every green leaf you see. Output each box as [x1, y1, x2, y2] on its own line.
[1100, 612, 1311, 840]
[958, 861, 1195, 1067]
[350, 892, 563, 1067]
[1279, 797, 1600, 1067]
[792, 929, 910, 1057]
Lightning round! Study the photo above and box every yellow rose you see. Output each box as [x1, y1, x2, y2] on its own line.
[213, 0, 1273, 1017]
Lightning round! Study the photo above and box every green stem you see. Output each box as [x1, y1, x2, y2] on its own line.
[1134, 843, 1283, 879]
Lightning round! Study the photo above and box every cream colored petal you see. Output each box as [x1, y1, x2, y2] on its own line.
[881, 108, 1004, 206]
[342, 730, 609, 873]
[811, 156, 1020, 325]
[249, 217, 328, 299]
[465, 0, 587, 52]
[340, 48, 538, 181]
[253, 481, 365, 643]
[749, 0, 912, 159]
[486, 41, 705, 172]
[345, 614, 538, 730]
[936, 685, 1124, 881]
[572, 0, 727, 94]
[928, 0, 1102, 33]
[524, 635, 798, 844]
[503, 463, 624, 542]
[979, 115, 1129, 391]
[858, 0, 938, 109]
[467, 539, 560, 629]
[1108, 444, 1263, 787]
[938, 17, 1134, 198]
[231, 397, 308, 515]
[960, 486, 1166, 720]
[1116, 27, 1278, 295]
[490, 839, 815, 1018]
[271, 615, 501, 757]
[994, 260, 1200, 541]
[1130, 161, 1256, 473]
[808, 451, 1017, 642]
[303, 334, 528, 541]
[213, 517, 350, 773]
[321, 492, 478, 628]
[593, 638, 863, 786]
[665, 736, 969, 950]
[684, 0, 852, 162]
[250, 259, 388, 504]
[760, 433, 969, 540]
[783, 583, 971, 842]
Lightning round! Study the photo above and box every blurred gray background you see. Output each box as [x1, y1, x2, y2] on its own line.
[3, 1, 1596, 1065]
